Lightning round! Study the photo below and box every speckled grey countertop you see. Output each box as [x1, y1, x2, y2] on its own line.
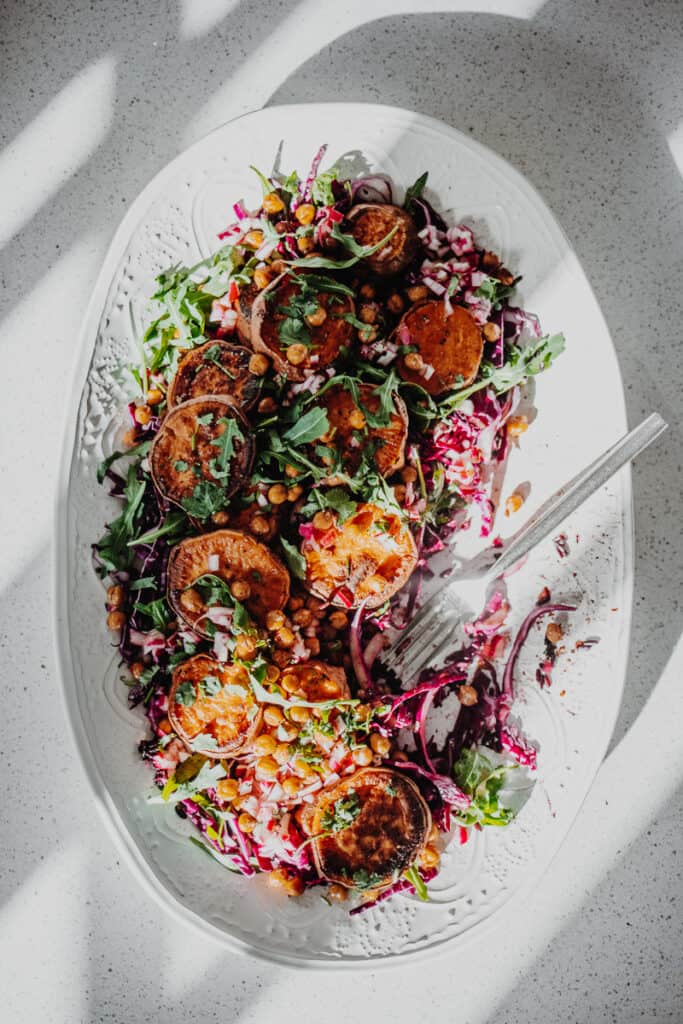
[1, 0, 682, 1020]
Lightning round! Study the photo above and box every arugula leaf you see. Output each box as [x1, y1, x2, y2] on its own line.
[180, 481, 226, 519]
[452, 748, 518, 827]
[301, 487, 358, 524]
[289, 222, 398, 271]
[249, 164, 273, 196]
[280, 536, 307, 580]
[96, 441, 151, 484]
[209, 417, 244, 481]
[282, 407, 330, 446]
[134, 597, 171, 630]
[191, 573, 233, 607]
[441, 333, 566, 411]
[154, 760, 227, 805]
[404, 171, 428, 214]
[128, 510, 189, 547]
[403, 864, 429, 901]
[364, 369, 400, 428]
[311, 166, 339, 206]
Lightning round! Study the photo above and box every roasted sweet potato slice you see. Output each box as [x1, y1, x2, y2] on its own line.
[236, 281, 259, 345]
[301, 502, 418, 609]
[251, 272, 355, 381]
[166, 341, 260, 410]
[168, 529, 290, 635]
[395, 300, 483, 396]
[315, 383, 407, 479]
[346, 203, 418, 277]
[150, 397, 253, 516]
[168, 654, 261, 758]
[311, 768, 431, 889]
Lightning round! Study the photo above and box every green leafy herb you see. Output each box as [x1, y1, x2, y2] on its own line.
[127, 510, 189, 548]
[134, 597, 171, 630]
[364, 369, 401, 428]
[289, 221, 398, 271]
[174, 459, 189, 472]
[282, 407, 330, 446]
[310, 166, 339, 206]
[404, 171, 428, 214]
[280, 536, 307, 580]
[250, 164, 273, 196]
[452, 748, 519, 827]
[403, 864, 429, 901]
[175, 680, 196, 707]
[203, 344, 235, 379]
[96, 441, 151, 485]
[209, 417, 244, 481]
[300, 487, 358, 525]
[180, 480, 226, 519]
[320, 791, 361, 833]
[351, 868, 384, 891]
[200, 674, 222, 697]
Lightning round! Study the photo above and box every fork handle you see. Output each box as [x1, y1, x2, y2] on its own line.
[489, 413, 667, 581]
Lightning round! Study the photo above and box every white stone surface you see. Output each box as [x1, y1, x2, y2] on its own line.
[0, 0, 681, 1020]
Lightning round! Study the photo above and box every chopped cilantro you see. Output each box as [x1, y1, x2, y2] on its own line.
[180, 481, 226, 519]
[175, 681, 196, 707]
[320, 791, 361, 833]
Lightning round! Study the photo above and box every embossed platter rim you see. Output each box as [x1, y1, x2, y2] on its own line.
[54, 102, 633, 966]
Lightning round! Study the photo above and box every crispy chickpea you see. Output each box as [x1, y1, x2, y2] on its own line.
[507, 415, 528, 437]
[216, 778, 240, 802]
[393, 484, 407, 503]
[404, 351, 425, 372]
[420, 845, 440, 870]
[274, 742, 292, 766]
[504, 492, 524, 516]
[106, 584, 125, 609]
[387, 293, 404, 315]
[359, 282, 376, 300]
[249, 515, 271, 536]
[180, 587, 203, 614]
[287, 485, 303, 502]
[257, 396, 277, 415]
[248, 353, 270, 376]
[286, 343, 308, 366]
[428, 823, 440, 843]
[264, 705, 284, 728]
[304, 637, 320, 656]
[348, 408, 366, 430]
[243, 229, 264, 249]
[295, 203, 316, 225]
[482, 321, 501, 342]
[458, 684, 478, 707]
[256, 755, 280, 778]
[272, 649, 292, 669]
[289, 705, 310, 724]
[130, 660, 145, 680]
[406, 284, 428, 302]
[146, 388, 163, 406]
[267, 483, 288, 505]
[352, 745, 373, 766]
[284, 464, 301, 479]
[328, 610, 348, 631]
[292, 608, 312, 627]
[238, 812, 257, 833]
[107, 610, 126, 631]
[266, 609, 286, 631]
[269, 867, 304, 896]
[297, 235, 315, 254]
[253, 733, 278, 756]
[122, 427, 138, 447]
[265, 664, 281, 684]
[359, 304, 378, 325]
[263, 192, 284, 214]
[305, 305, 327, 327]
[370, 733, 391, 757]
[327, 883, 348, 903]
[401, 466, 418, 484]
[277, 721, 299, 742]
[288, 596, 304, 612]
[282, 776, 301, 797]
[312, 510, 334, 531]
[212, 510, 230, 526]
[275, 626, 296, 649]
[281, 673, 299, 694]
[134, 404, 152, 425]
[305, 596, 325, 613]
[546, 622, 563, 644]
[230, 579, 251, 601]
[234, 635, 257, 661]
[360, 325, 378, 344]
[253, 267, 272, 290]
[292, 757, 314, 777]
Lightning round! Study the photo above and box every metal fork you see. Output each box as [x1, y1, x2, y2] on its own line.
[382, 413, 667, 682]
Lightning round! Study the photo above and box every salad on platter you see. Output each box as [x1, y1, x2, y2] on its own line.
[94, 146, 570, 911]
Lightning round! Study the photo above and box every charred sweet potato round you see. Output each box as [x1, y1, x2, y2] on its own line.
[168, 529, 290, 635]
[301, 502, 418, 609]
[346, 203, 419, 277]
[168, 654, 261, 758]
[315, 383, 407, 479]
[251, 272, 355, 381]
[150, 397, 253, 515]
[166, 341, 260, 410]
[395, 300, 483, 396]
[311, 768, 431, 889]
